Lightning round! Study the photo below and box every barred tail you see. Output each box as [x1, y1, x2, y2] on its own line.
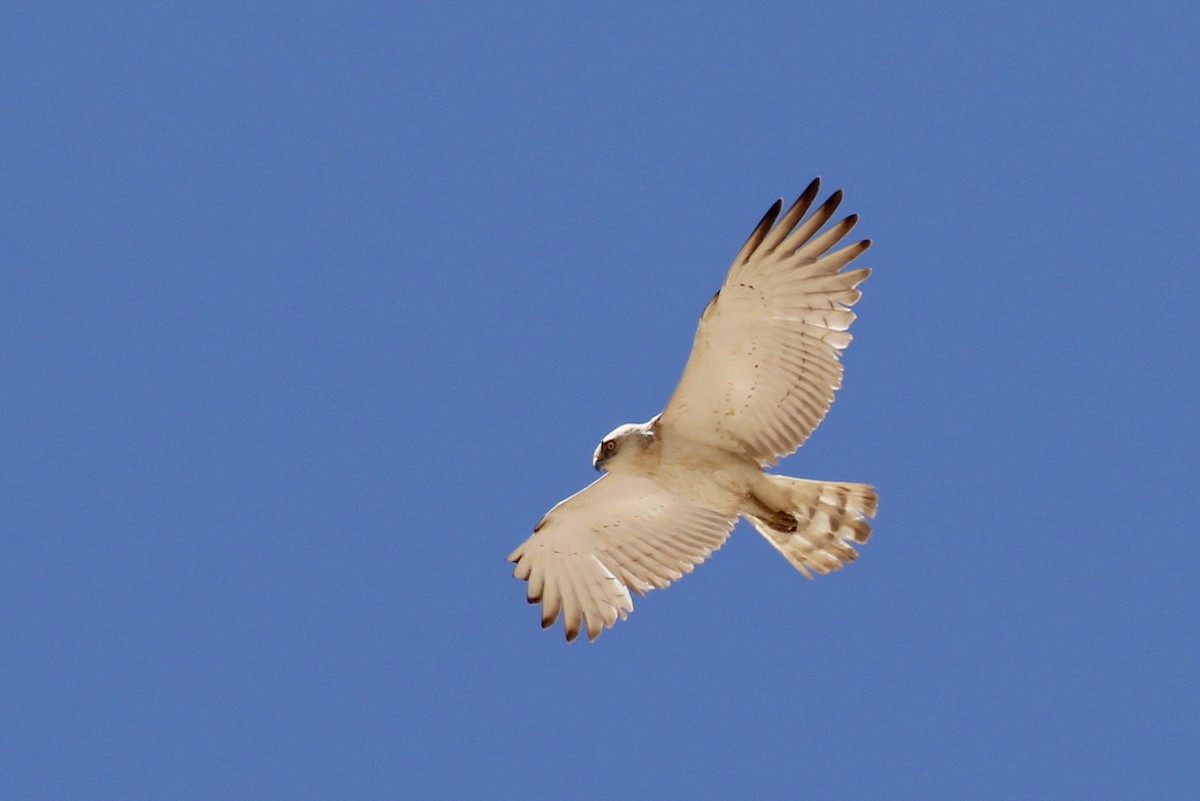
[748, 476, 878, 578]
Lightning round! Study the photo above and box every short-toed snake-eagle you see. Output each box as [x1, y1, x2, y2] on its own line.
[509, 178, 877, 641]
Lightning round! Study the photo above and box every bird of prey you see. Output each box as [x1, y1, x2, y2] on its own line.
[508, 178, 877, 641]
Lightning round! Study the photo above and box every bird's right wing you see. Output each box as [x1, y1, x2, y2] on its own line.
[508, 473, 736, 641]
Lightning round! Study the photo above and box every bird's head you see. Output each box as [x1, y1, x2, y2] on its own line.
[593, 419, 657, 472]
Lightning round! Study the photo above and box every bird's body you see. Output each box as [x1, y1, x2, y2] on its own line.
[509, 178, 878, 641]
[594, 418, 755, 514]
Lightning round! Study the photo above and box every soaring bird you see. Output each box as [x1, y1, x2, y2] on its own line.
[508, 178, 877, 641]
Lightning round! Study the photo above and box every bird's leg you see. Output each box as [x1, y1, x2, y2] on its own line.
[764, 510, 799, 533]
[744, 491, 799, 533]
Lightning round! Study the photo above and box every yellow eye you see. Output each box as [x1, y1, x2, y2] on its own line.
[605, 441, 617, 452]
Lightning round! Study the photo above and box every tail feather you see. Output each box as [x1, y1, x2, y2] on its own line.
[748, 476, 877, 579]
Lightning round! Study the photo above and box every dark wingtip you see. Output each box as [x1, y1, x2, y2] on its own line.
[801, 177, 820, 202]
[734, 197, 785, 265]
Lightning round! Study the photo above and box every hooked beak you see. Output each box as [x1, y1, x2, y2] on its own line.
[592, 447, 606, 472]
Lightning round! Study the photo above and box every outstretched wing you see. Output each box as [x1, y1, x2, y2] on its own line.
[658, 178, 871, 464]
[508, 473, 736, 641]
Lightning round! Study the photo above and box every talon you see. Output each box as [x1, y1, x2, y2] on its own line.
[769, 511, 798, 533]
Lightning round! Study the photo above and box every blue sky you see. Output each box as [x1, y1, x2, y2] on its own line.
[3, 2, 1198, 799]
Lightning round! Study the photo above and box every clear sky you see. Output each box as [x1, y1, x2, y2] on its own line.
[3, 2, 1197, 799]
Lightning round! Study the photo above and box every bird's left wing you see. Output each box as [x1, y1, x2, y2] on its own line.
[508, 473, 736, 641]
[658, 178, 870, 464]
